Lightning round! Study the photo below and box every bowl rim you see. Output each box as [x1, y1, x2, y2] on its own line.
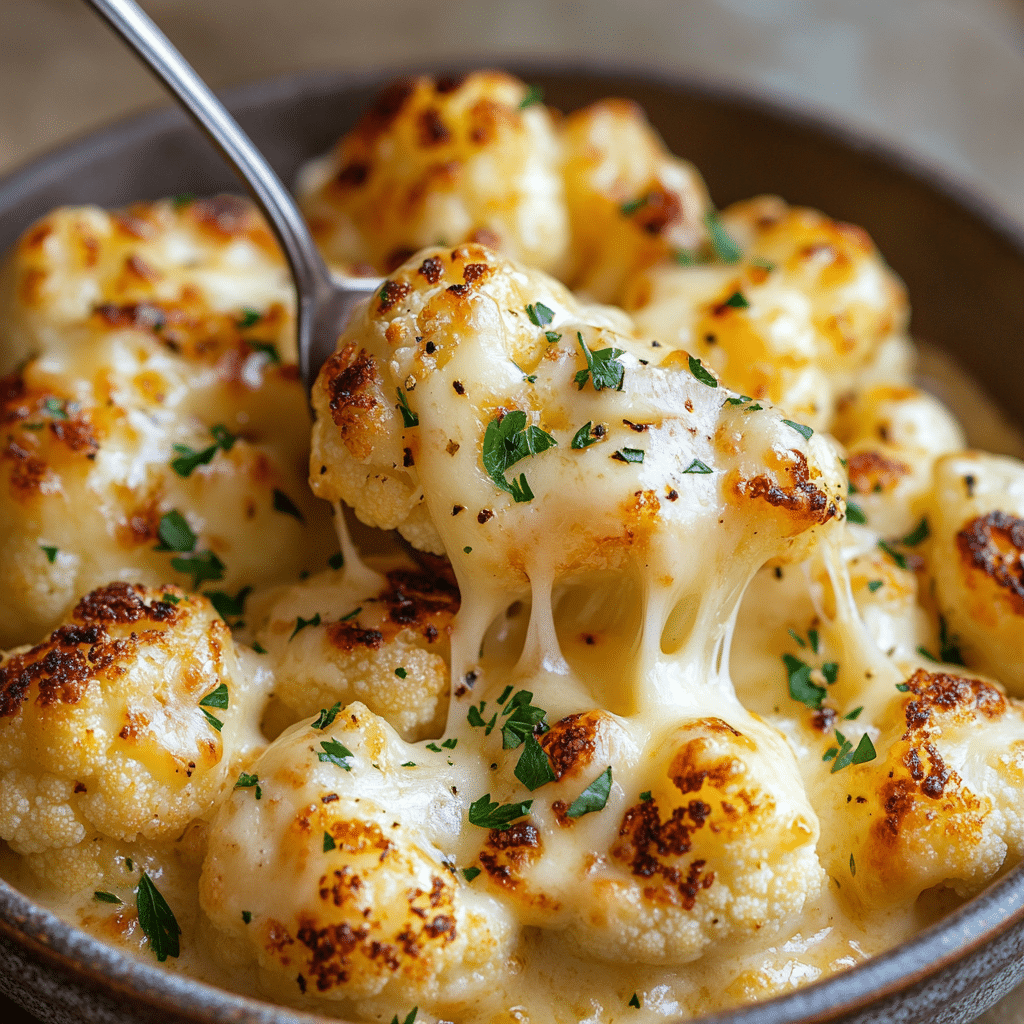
[2, 56, 1024, 1024]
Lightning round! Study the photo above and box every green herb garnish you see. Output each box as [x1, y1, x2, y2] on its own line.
[571, 422, 600, 449]
[317, 738, 354, 771]
[612, 447, 644, 464]
[704, 210, 742, 263]
[784, 653, 825, 710]
[574, 333, 625, 392]
[290, 613, 321, 640]
[396, 388, 419, 428]
[272, 488, 304, 522]
[468, 793, 533, 831]
[566, 766, 613, 818]
[94, 891, 122, 904]
[514, 734, 556, 791]
[234, 772, 261, 798]
[526, 301, 554, 327]
[482, 410, 556, 503]
[136, 873, 181, 962]
[312, 702, 341, 731]
[170, 551, 225, 589]
[682, 458, 712, 474]
[154, 510, 196, 552]
[688, 355, 718, 388]
[782, 419, 814, 441]
[40, 545, 58, 563]
[901, 517, 930, 546]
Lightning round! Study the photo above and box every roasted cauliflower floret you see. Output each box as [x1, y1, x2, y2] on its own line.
[813, 667, 1024, 908]
[0, 200, 335, 645]
[252, 560, 459, 741]
[833, 384, 964, 538]
[0, 583, 264, 883]
[624, 196, 908, 432]
[561, 98, 710, 303]
[926, 451, 1024, 694]
[311, 243, 845, 590]
[297, 71, 569, 277]
[200, 704, 516, 1014]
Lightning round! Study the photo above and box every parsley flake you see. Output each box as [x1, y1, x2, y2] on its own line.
[170, 551, 224, 589]
[844, 706, 864, 720]
[199, 683, 229, 711]
[247, 340, 280, 363]
[290, 613, 321, 640]
[94, 891, 121, 904]
[468, 793, 533, 830]
[704, 210, 742, 264]
[501, 690, 548, 750]
[396, 388, 419, 428]
[682, 458, 712, 474]
[787, 628, 807, 648]
[328, 551, 344, 570]
[620, 195, 649, 217]
[390, 1009, 418, 1024]
[43, 397, 69, 420]
[136, 873, 181, 962]
[395, 666, 408, 679]
[514, 734, 556, 791]
[442, 737, 458, 749]
[850, 853, 856, 876]
[318, 738, 354, 771]
[237, 308, 262, 329]
[241, 910, 252, 924]
[822, 661, 839, 685]
[782, 419, 814, 441]
[867, 579, 884, 593]
[312, 703, 342, 730]
[687, 355, 718, 388]
[426, 742, 442, 752]
[272, 488, 305, 522]
[154, 510, 196, 552]
[566, 766, 613, 818]
[939, 616, 965, 665]
[639, 791, 652, 802]
[722, 291, 749, 309]
[901, 517, 930, 546]
[629, 994, 641, 1010]
[519, 84, 544, 108]
[878, 540, 908, 570]
[401, 761, 417, 768]
[571, 422, 600, 449]
[545, 330, 561, 344]
[896, 682, 911, 692]
[726, 395, 754, 405]
[526, 301, 554, 327]
[204, 586, 251, 621]
[829, 730, 876, 773]
[234, 772, 261, 799]
[40, 544, 58, 563]
[323, 832, 336, 853]
[482, 410, 556, 503]
[808, 628, 820, 654]
[461, 866, 481, 882]
[575, 333, 625, 392]
[251, 641, 267, 655]
[784, 653, 825, 710]
[612, 447, 644, 464]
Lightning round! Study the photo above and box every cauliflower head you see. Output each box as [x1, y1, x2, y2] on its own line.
[297, 71, 570, 278]
[200, 703, 517, 1013]
[252, 560, 459, 741]
[625, 196, 909, 432]
[0, 583, 263, 874]
[0, 200, 336, 645]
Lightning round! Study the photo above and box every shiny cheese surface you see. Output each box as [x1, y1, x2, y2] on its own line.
[4, 69, 1024, 1024]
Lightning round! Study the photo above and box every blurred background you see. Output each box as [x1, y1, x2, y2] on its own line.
[1, 0, 1024, 1021]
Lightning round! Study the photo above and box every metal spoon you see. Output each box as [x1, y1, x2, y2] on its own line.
[82, 0, 382, 394]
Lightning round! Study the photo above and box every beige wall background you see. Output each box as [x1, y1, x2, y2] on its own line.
[1, 0, 1024, 1022]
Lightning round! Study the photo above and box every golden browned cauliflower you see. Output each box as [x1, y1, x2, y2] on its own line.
[813, 667, 1024, 909]
[0, 583, 266, 888]
[0, 199, 336, 645]
[199, 704, 517, 1016]
[833, 384, 964, 539]
[624, 196, 909, 432]
[251, 559, 459, 741]
[926, 451, 1024, 694]
[561, 98, 710, 303]
[297, 71, 570, 277]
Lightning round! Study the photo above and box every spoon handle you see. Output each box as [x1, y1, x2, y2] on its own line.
[82, 0, 334, 335]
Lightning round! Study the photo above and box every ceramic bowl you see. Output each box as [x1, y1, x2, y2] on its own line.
[1, 63, 1024, 1024]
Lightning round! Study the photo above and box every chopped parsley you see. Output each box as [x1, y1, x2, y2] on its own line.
[688, 355, 718, 388]
[251, 641, 267, 655]
[782, 419, 814, 441]
[501, 690, 548, 750]
[629, 994, 641, 1009]
[846, 500, 868, 524]
[682, 458, 712, 474]
[850, 853, 856, 876]
[726, 395, 753, 405]
[468, 702, 499, 735]
[241, 910, 252, 924]
[94, 891, 122, 904]
[442, 737, 458, 749]
[620, 195, 649, 217]
[514, 734, 556, 791]
[468, 793, 533, 830]
[317, 738, 354, 771]
[136, 873, 181, 962]
[290, 613, 321, 640]
[482, 410, 556, 503]
[395, 388, 419, 428]
[574, 333, 625, 392]
[787, 628, 806, 648]
[784, 653, 825, 710]
[901, 517, 930, 546]
[272, 488, 304, 522]
[234, 772, 261, 799]
[877, 540, 908, 570]
[722, 290, 749, 309]
[612, 447, 644, 464]
[172, 192, 196, 209]
[312, 702, 341, 730]
[43, 397, 69, 420]
[154, 510, 196, 552]
[519, 84, 544, 108]
[236, 308, 262, 329]
[822, 661, 839, 685]
[566, 766, 613, 818]
[323, 832, 336, 853]
[844, 706, 864, 720]
[939, 615, 965, 665]
[808, 628, 820, 654]
[867, 579, 884, 593]
[426, 743, 442, 752]
[170, 550, 224, 589]
[340, 606, 361, 622]
[461, 866, 481, 882]
[170, 424, 236, 477]
[674, 249, 703, 266]
[328, 551, 344, 570]
[526, 301, 554, 326]
[917, 645, 938, 663]
[571, 422, 601, 449]
[247, 340, 280, 363]
[545, 330, 561, 344]
[395, 666, 408, 679]
[401, 761, 417, 768]
[825, 730, 876, 773]
[704, 209, 742, 264]
[639, 791, 652, 802]
[205, 586, 251, 621]
[40, 544, 58, 563]
[198, 684, 228, 731]
[390, 1009, 418, 1024]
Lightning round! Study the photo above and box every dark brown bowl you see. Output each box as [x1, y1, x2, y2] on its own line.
[1, 62, 1024, 1024]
